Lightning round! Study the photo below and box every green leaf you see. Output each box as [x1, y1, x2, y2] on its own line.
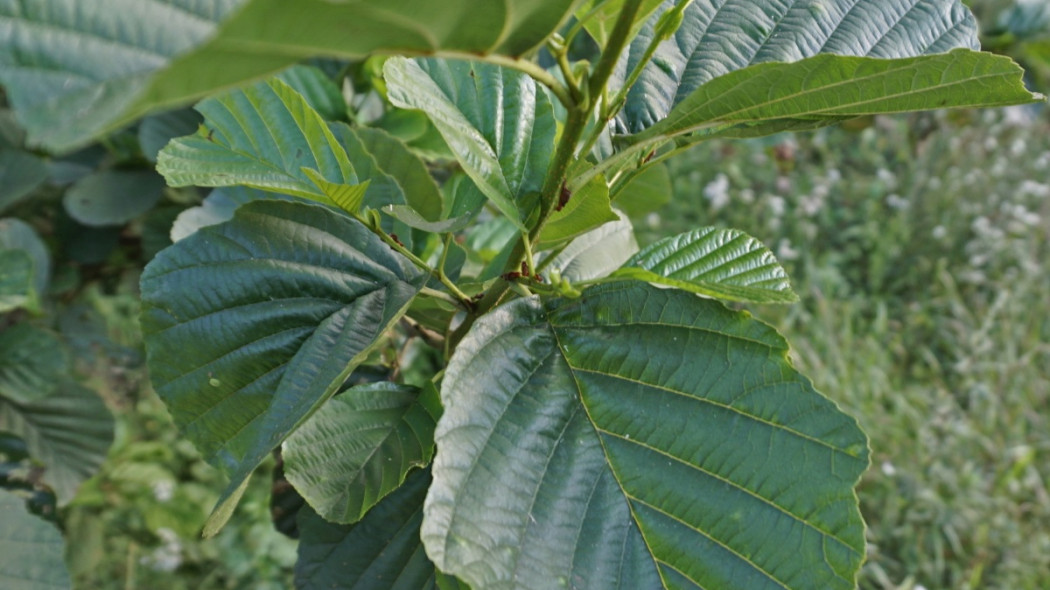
[335, 125, 444, 222]
[302, 170, 370, 216]
[0, 149, 49, 212]
[611, 163, 672, 217]
[0, 250, 37, 314]
[424, 283, 869, 589]
[63, 169, 167, 227]
[383, 206, 472, 235]
[0, 218, 50, 302]
[140, 200, 427, 525]
[385, 58, 556, 228]
[274, 65, 347, 122]
[628, 50, 1043, 146]
[157, 78, 356, 201]
[0, 0, 577, 152]
[169, 186, 296, 242]
[0, 489, 71, 590]
[0, 324, 69, 404]
[617, 0, 988, 134]
[611, 227, 799, 304]
[296, 468, 442, 590]
[542, 212, 638, 283]
[138, 108, 202, 163]
[538, 171, 619, 248]
[576, 0, 666, 47]
[283, 382, 440, 524]
[0, 381, 114, 505]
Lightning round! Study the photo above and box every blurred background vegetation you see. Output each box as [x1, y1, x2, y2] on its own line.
[1, 1, 1047, 589]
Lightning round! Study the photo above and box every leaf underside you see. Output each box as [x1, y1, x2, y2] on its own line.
[424, 283, 869, 590]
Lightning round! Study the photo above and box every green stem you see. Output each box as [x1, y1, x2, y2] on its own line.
[371, 223, 474, 308]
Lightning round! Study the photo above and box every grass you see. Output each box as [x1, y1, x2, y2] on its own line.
[652, 107, 1050, 589]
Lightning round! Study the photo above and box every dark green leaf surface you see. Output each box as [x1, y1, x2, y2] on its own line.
[0, 324, 69, 404]
[157, 78, 357, 201]
[169, 186, 295, 242]
[141, 200, 426, 517]
[0, 150, 49, 212]
[284, 382, 440, 524]
[385, 58, 556, 228]
[0, 250, 36, 313]
[138, 108, 202, 163]
[629, 50, 1043, 145]
[612, 227, 799, 303]
[0, 0, 576, 152]
[424, 283, 869, 589]
[296, 469, 440, 590]
[0, 381, 114, 505]
[0, 489, 71, 590]
[617, 0, 986, 133]
[63, 169, 166, 227]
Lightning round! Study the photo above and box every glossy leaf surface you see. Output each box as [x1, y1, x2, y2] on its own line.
[385, 58, 556, 228]
[425, 283, 869, 589]
[612, 227, 799, 304]
[157, 78, 357, 201]
[0, 0, 576, 152]
[543, 212, 638, 283]
[0, 489, 71, 590]
[284, 382, 440, 524]
[140, 200, 427, 514]
[0, 381, 114, 505]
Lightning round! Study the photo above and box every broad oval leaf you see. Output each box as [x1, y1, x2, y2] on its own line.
[0, 489, 71, 590]
[424, 283, 869, 589]
[0, 218, 50, 298]
[296, 468, 465, 590]
[157, 78, 357, 201]
[617, 0, 986, 133]
[0, 324, 69, 404]
[0, 149, 49, 212]
[542, 211, 639, 283]
[140, 200, 427, 518]
[385, 58, 556, 229]
[611, 227, 799, 304]
[0, 380, 114, 505]
[283, 382, 441, 524]
[0, 0, 576, 152]
[63, 169, 167, 227]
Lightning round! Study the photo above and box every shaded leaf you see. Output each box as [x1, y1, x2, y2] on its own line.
[383, 206, 472, 234]
[138, 108, 203, 163]
[0, 489, 71, 590]
[157, 78, 356, 201]
[284, 382, 440, 524]
[385, 58, 556, 228]
[0, 218, 50, 301]
[63, 169, 166, 227]
[424, 283, 869, 589]
[0, 0, 576, 152]
[141, 200, 427, 524]
[611, 162, 672, 217]
[0, 250, 36, 314]
[0, 324, 69, 404]
[0, 150, 49, 212]
[169, 186, 296, 242]
[0, 381, 114, 505]
[611, 227, 799, 304]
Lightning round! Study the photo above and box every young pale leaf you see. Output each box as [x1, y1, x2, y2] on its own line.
[424, 283, 869, 590]
[0, 0, 577, 153]
[385, 58, 556, 229]
[0, 489, 71, 590]
[382, 206, 472, 234]
[296, 469, 444, 590]
[0, 324, 69, 404]
[140, 200, 427, 527]
[283, 382, 441, 524]
[611, 227, 798, 304]
[157, 78, 356, 201]
[629, 50, 1043, 146]
[302, 170, 370, 216]
[542, 212, 639, 283]
[537, 172, 619, 248]
[617, 0, 986, 133]
[0, 381, 114, 505]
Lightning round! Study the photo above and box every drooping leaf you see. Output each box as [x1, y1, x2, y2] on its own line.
[383, 206, 472, 235]
[0, 381, 114, 505]
[611, 227, 799, 304]
[537, 171, 619, 248]
[157, 78, 357, 201]
[0, 0, 577, 152]
[424, 283, 869, 590]
[335, 125, 444, 222]
[140, 200, 427, 525]
[0, 324, 69, 404]
[616, 0, 989, 134]
[385, 58, 556, 228]
[627, 50, 1043, 146]
[283, 382, 440, 524]
[0, 489, 71, 590]
[63, 169, 167, 227]
[0, 150, 49, 212]
[542, 212, 638, 283]
[296, 468, 446, 590]
[0, 218, 50, 301]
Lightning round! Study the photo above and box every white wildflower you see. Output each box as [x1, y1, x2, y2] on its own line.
[703, 173, 730, 210]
